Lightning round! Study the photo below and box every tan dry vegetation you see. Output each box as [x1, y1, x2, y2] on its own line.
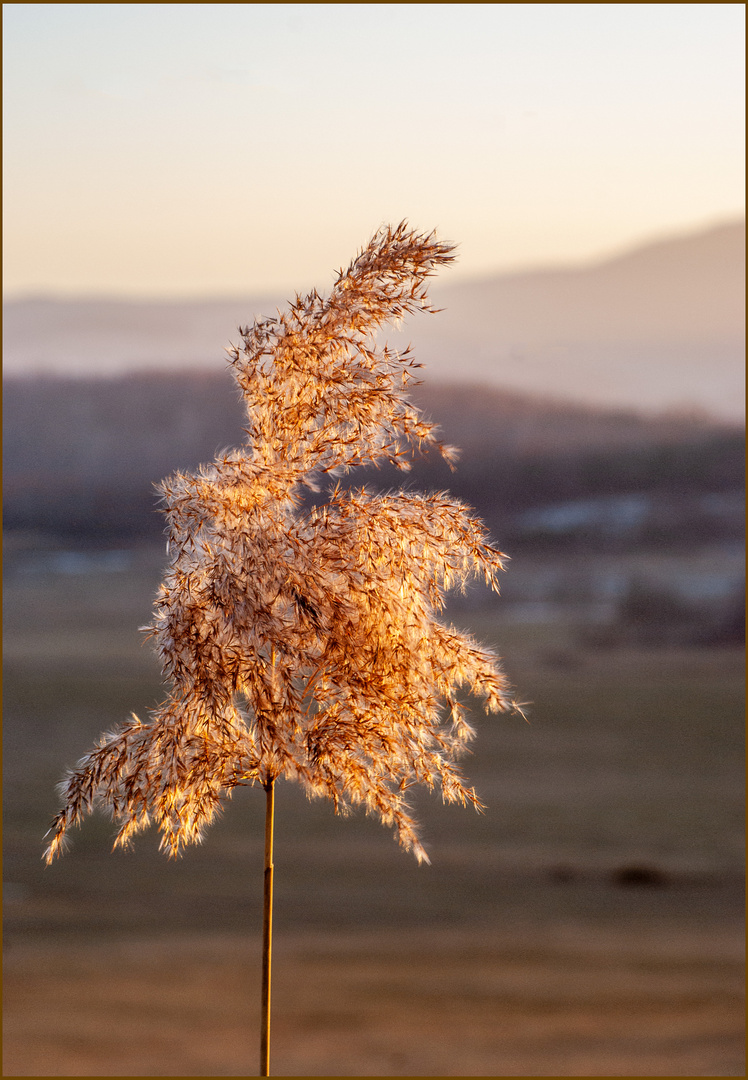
[44, 222, 519, 868]
[4, 925, 743, 1077]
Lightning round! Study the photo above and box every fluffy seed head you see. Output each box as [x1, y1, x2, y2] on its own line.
[44, 221, 518, 866]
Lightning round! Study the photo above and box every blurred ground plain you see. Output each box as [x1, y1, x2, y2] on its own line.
[3, 538, 744, 1076]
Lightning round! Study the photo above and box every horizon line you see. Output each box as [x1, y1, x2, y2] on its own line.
[4, 215, 744, 306]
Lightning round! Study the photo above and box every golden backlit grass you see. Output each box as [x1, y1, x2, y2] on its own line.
[44, 224, 521, 867]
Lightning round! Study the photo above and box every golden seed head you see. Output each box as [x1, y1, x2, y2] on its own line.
[44, 221, 517, 866]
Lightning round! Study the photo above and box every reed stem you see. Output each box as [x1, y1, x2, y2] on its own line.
[260, 778, 275, 1077]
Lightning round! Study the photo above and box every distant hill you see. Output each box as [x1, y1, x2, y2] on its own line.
[396, 219, 745, 421]
[3, 372, 743, 547]
[3, 220, 745, 420]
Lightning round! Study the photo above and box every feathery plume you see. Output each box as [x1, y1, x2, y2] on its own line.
[44, 221, 518, 868]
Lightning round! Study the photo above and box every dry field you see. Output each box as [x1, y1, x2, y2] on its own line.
[4, 920, 744, 1077]
[3, 539, 744, 1076]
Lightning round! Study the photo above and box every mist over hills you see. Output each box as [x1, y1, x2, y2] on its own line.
[3, 220, 744, 421]
[411, 220, 745, 420]
[4, 369, 743, 553]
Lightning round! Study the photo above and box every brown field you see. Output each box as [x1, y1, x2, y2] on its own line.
[3, 539, 745, 1076]
[4, 920, 744, 1077]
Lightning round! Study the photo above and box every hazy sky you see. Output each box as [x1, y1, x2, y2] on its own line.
[3, 3, 745, 298]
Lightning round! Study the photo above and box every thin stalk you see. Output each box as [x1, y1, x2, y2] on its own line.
[260, 778, 275, 1077]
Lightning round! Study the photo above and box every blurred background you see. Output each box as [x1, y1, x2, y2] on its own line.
[3, 4, 745, 1076]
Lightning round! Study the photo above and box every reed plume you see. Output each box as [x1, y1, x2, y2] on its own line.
[45, 221, 518, 868]
[45, 221, 519, 1074]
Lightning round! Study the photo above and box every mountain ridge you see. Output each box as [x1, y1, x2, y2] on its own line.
[3, 219, 744, 420]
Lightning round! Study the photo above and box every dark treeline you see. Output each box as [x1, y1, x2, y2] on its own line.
[3, 371, 744, 551]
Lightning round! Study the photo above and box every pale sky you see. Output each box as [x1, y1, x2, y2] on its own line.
[3, 3, 745, 298]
